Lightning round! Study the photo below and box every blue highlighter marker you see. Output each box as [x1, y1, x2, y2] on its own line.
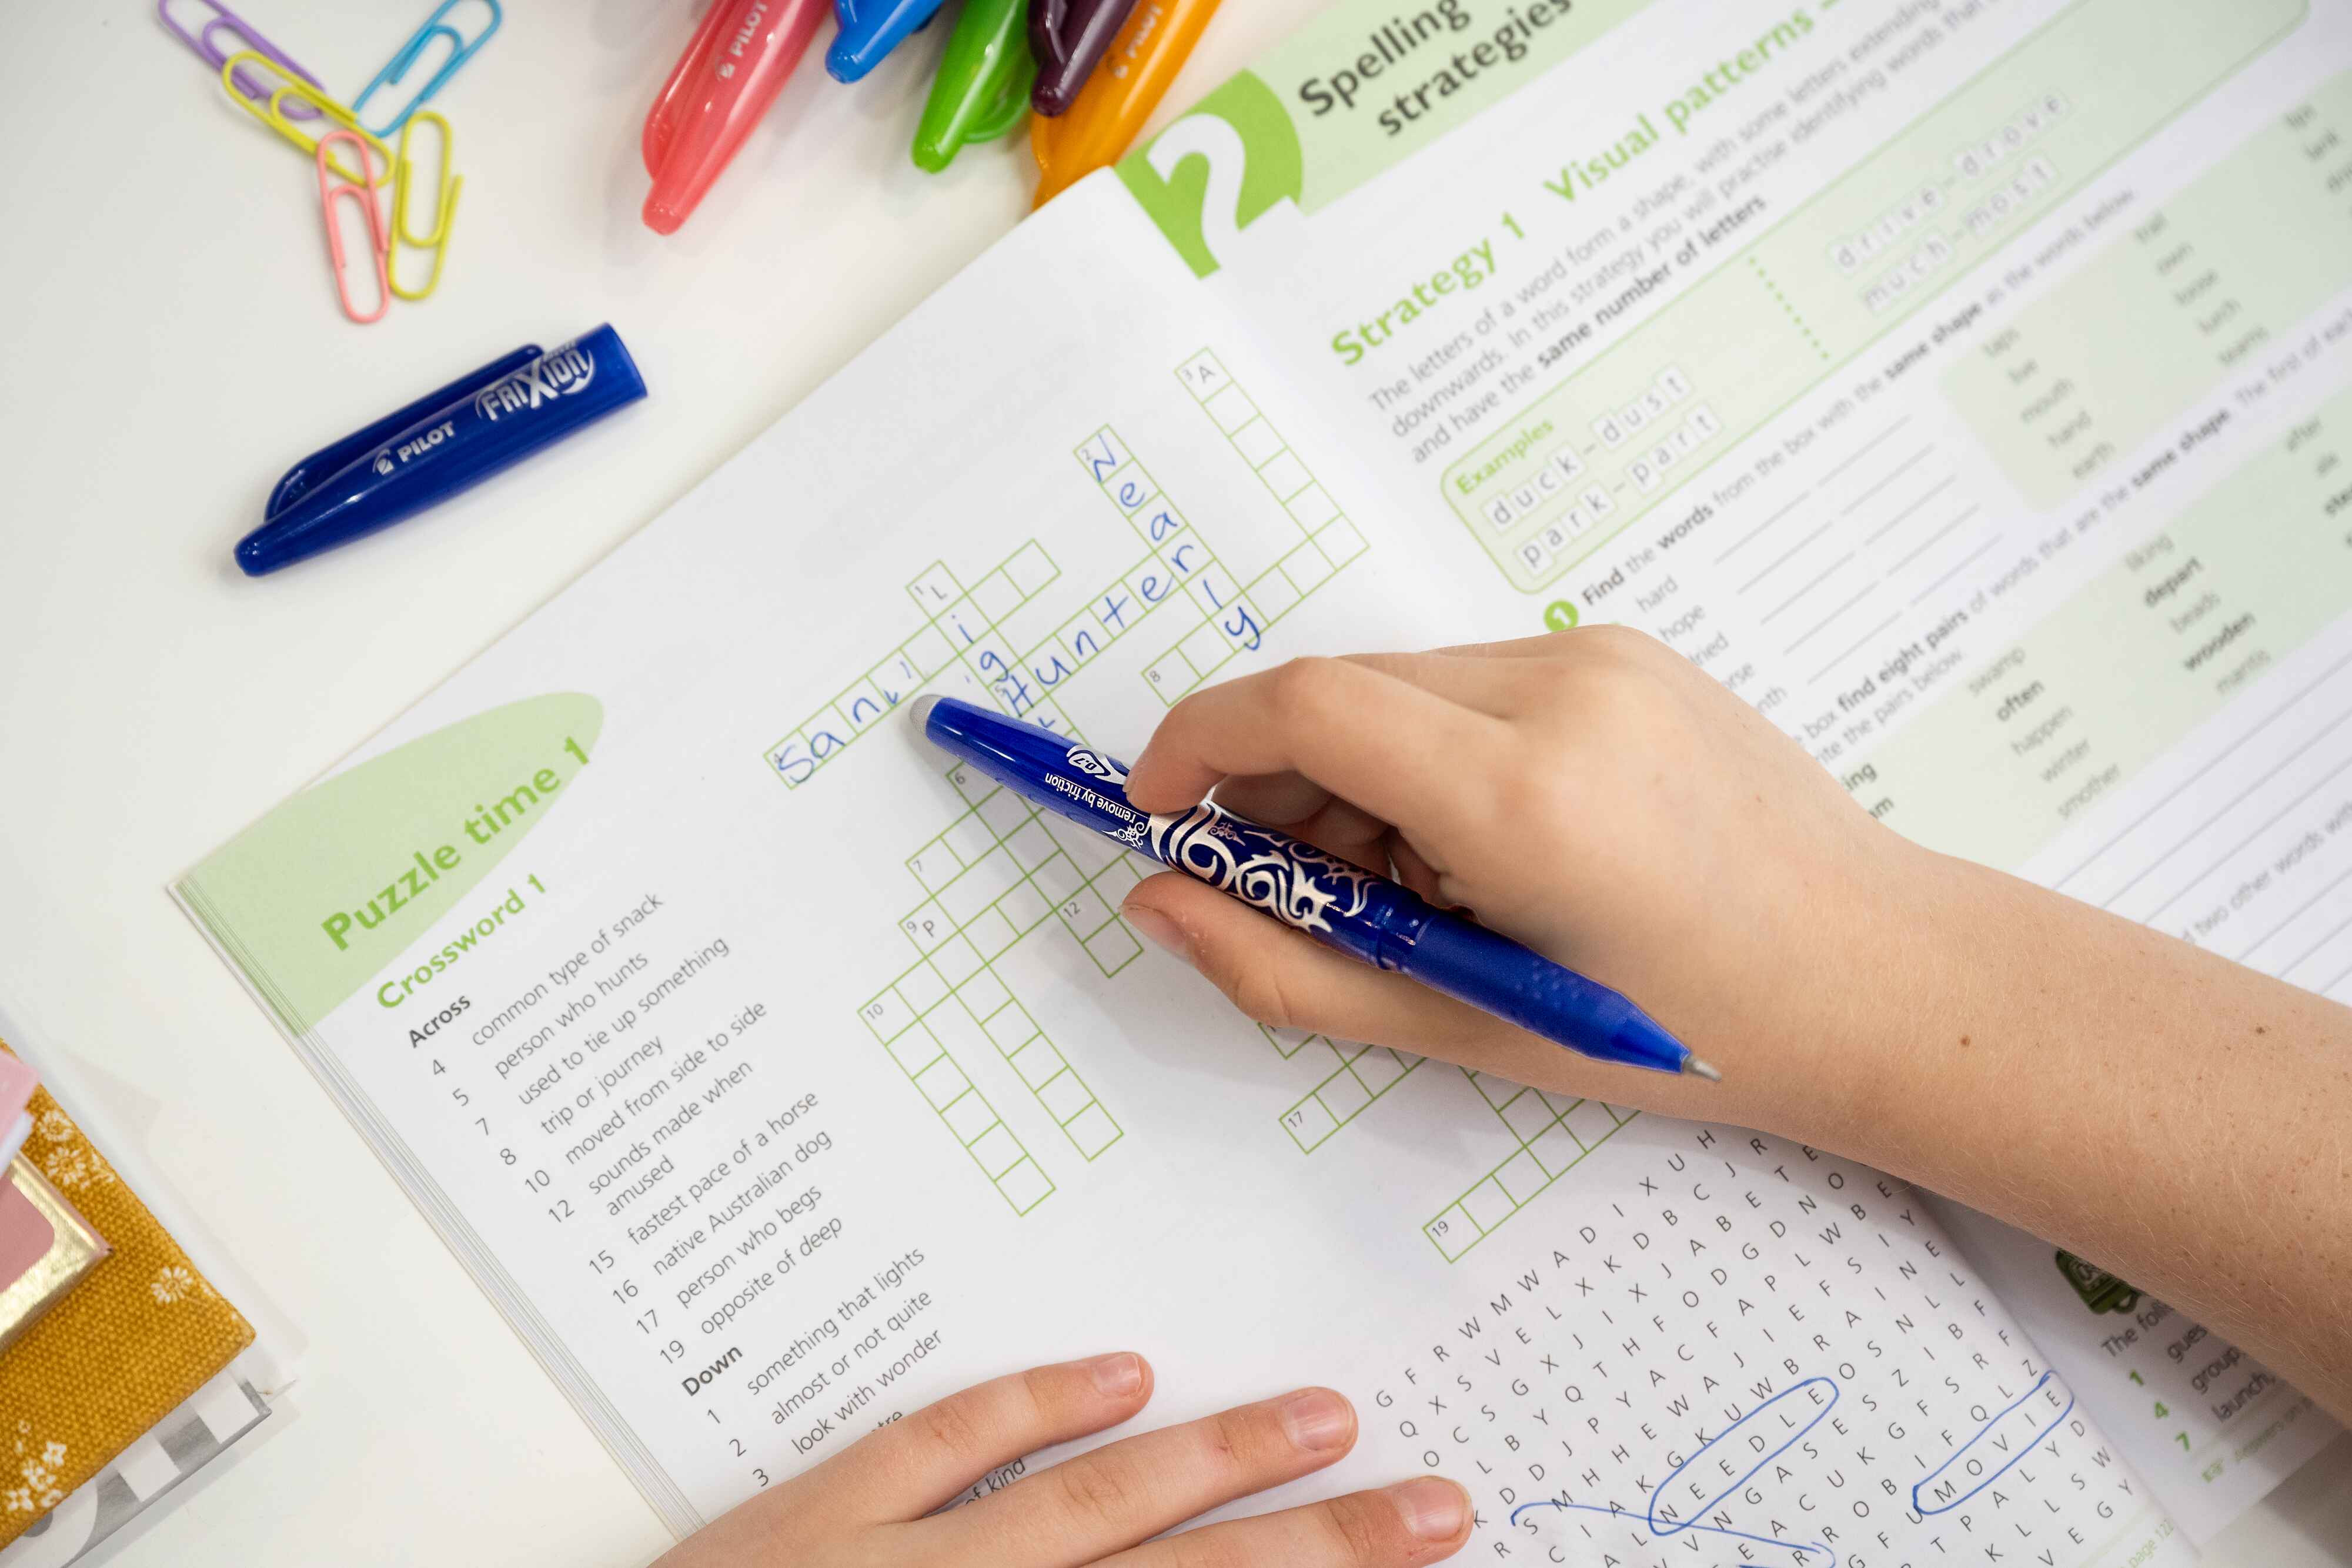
[237, 325, 646, 576]
[912, 697, 1715, 1079]
[827, 0, 949, 82]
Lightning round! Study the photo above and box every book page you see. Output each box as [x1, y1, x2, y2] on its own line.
[1108, 0, 2352, 1537]
[175, 170, 2186, 1564]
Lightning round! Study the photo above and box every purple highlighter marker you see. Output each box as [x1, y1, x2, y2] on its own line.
[911, 696, 1713, 1079]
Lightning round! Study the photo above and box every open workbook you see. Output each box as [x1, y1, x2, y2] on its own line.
[176, 0, 2352, 1557]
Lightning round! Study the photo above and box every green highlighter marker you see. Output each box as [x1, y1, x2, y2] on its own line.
[914, 0, 1037, 172]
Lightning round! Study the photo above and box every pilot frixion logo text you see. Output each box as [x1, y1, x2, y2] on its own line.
[475, 345, 597, 422]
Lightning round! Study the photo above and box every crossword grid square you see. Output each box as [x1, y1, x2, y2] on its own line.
[1010, 1037, 1064, 1087]
[1495, 1151, 1550, 1206]
[1317, 1065, 1374, 1121]
[1178, 623, 1229, 678]
[1038, 1069, 1094, 1122]
[1262, 1025, 1315, 1058]
[1281, 542, 1333, 593]
[956, 970, 1010, 1019]
[909, 843, 960, 891]
[1351, 1048, 1409, 1095]
[943, 813, 995, 865]
[965, 907, 1020, 959]
[886, 1025, 941, 1075]
[971, 570, 1024, 621]
[899, 902, 951, 953]
[1202, 384, 1256, 432]
[926, 999, 990, 1057]
[914, 1054, 968, 1107]
[983, 1002, 1036, 1051]
[1231, 419, 1285, 467]
[1565, 1099, 1617, 1150]
[1005, 541, 1057, 594]
[998, 879, 1054, 936]
[1249, 566, 1302, 621]
[1057, 885, 1115, 938]
[1529, 1122, 1583, 1178]
[1282, 1095, 1342, 1152]
[1033, 854, 1085, 905]
[1319, 519, 1368, 563]
[1084, 922, 1142, 974]
[1004, 820, 1055, 869]
[860, 989, 914, 1043]
[1426, 1208, 1477, 1262]
[1065, 1104, 1123, 1158]
[997, 1159, 1053, 1213]
[968, 1125, 1024, 1178]
[931, 935, 983, 985]
[1461, 1179, 1515, 1232]
[937, 855, 1015, 924]
[1176, 352, 1230, 397]
[975, 788, 1030, 838]
[1258, 452, 1311, 501]
[1499, 1089, 1559, 1144]
[941, 1089, 997, 1144]
[1466, 1071, 1515, 1111]
[1287, 484, 1340, 529]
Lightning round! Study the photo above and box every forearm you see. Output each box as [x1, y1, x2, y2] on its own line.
[1790, 850, 2352, 1419]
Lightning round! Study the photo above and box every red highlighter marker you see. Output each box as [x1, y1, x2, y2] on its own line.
[642, 0, 828, 235]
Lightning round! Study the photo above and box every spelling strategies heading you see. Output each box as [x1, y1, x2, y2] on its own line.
[1295, 1, 1579, 138]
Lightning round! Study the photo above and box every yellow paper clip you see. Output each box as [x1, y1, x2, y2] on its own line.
[219, 50, 390, 186]
[389, 112, 462, 301]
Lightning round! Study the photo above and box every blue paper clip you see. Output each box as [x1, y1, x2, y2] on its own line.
[352, 0, 503, 138]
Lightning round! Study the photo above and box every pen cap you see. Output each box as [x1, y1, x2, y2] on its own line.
[263, 344, 543, 521]
[235, 325, 648, 576]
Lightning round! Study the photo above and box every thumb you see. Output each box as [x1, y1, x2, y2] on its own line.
[1118, 871, 1506, 1053]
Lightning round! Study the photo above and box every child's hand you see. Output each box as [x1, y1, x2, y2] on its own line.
[1119, 628, 1925, 1136]
[653, 1354, 1469, 1567]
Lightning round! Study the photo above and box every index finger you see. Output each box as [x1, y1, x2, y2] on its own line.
[797, 1354, 1155, 1525]
[1125, 657, 1512, 839]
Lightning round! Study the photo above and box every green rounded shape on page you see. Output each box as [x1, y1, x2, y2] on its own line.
[176, 693, 604, 1037]
[1114, 71, 1304, 279]
[1544, 601, 1580, 632]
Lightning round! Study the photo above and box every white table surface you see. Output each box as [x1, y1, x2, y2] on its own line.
[1, 5, 2346, 1565]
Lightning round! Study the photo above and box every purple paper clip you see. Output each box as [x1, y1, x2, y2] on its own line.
[158, 0, 323, 120]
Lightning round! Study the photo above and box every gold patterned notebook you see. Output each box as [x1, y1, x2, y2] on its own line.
[0, 1044, 253, 1543]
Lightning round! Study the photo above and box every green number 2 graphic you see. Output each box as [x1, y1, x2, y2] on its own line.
[1115, 72, 1304, 279]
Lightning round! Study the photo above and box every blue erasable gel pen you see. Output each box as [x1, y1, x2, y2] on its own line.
[911, 696, 1718, 1079]
[235, 325, 647, 576]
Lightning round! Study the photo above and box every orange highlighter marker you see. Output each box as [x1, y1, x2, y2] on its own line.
[1031, 0, 1221, 209]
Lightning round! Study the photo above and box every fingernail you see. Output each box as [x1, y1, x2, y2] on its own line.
[1389, 1478, 1468, 1541]
[1123, 902, 1192, 965]
[1083, 1352, 1144, 1396]
[1278, 1388, 1354, 1451]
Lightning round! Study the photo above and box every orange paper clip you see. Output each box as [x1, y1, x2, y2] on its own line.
[1033, 0, 1221, 208]
[317, 131, 392, 323]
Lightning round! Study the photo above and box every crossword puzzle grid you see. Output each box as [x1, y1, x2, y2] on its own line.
[1424, 1076, 1636, 1261]
[857, 761, 1148, 1212]
[765, 541, 1063, 790]
[1262, 1026, 1428, 1154]
[837, 351, 1390, 1216]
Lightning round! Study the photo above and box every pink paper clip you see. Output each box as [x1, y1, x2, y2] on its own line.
[316, 131, 392, 324]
